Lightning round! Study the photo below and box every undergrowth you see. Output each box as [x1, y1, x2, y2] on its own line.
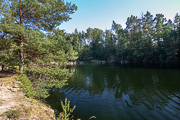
[57, 98, 77, 120]
[18, 74, 37, 98]
[1, 109, 21, 119]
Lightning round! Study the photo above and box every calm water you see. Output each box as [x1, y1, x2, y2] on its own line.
[46, 65, 180, 120]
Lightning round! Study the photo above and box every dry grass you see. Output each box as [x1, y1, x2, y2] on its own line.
[0, 72, 56, 120]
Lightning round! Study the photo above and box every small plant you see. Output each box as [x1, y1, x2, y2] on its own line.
[2, 109, 20, 119]
[18, 74, 37, 98]
[57, 98, 96, 120]
[57, 98, 76, 120]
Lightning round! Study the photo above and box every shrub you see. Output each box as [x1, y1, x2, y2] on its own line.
[18, 74, 37, 98]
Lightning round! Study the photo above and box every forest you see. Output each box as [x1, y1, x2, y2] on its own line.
[72, 11, 180, 64]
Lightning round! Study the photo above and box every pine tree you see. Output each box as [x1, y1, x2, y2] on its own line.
[126, 15, 140, 62]
[0, 0, 77, 98]
[163, 19, 177, 62]
[112, 21, 128, 63]
[174, 13, 180, 61]
[153, 14, 166, 62]
[141, 11, 154, 63]
[104, 29, 115, 60]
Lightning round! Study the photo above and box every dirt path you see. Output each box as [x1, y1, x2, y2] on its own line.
[0, 73, 56, 120]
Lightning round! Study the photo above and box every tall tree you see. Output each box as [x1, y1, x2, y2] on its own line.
[0, 0, 77, 98]
[153, 14, 166, 62]
[174, 13, 180, 61]
[163, 19, 177, 62]
[126, 15, 140, 62]
[141, 11, 154, 62]
[0, 0, 77, 72]
[90, 28, 104, 60]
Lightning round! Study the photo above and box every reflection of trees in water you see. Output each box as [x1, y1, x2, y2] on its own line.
[45, 88, 65, 114]
[46, 65, 180, 115]
[115, 68, 180, 110]
[45, 67, 76, 113]
[68, 65, 107, 95]
[68, 65, 180, 109]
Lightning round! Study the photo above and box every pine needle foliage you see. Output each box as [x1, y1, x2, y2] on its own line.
[58, 98, 76, 120]
[0, 0, 78, 99]
[18, 74, 37, 98]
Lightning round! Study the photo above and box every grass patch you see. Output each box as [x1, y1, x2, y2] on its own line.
[1, 109, 21, 119]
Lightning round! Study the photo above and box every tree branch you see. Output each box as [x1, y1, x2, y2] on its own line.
[0, 42, 10, 51]
[0, 33, 6, 39]
[27, 49, 43, 55]
[0, 12, 20, 24]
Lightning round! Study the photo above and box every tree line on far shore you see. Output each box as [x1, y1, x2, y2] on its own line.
[72, 11, 180, 64]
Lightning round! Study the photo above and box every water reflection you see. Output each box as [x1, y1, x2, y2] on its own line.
[46, 65, 180, 120]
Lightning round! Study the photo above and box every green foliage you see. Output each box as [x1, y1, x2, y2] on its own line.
[0, 0, 78, 99]
[1, 110, 21, 119]
[58, 98, 76, 120]
[57, 98, 96, 120]
[76, 11, 180, 64]
[18, 74, 37, 98]
[25, 65, 74, 99]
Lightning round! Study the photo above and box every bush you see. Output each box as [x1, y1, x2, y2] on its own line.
[18, 74, 37, 98]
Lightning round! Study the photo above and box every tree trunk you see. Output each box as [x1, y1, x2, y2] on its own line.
[19, 40, 24, 73]
[1, 65, 4, 71]
[19, 0, 24, 73]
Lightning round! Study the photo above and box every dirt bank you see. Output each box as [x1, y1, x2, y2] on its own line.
[0, 73, 56, 120]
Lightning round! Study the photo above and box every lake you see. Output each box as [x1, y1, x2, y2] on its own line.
[46, 64, 180, 120]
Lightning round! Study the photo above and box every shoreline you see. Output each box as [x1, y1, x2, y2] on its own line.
[0, 72, 56, 120]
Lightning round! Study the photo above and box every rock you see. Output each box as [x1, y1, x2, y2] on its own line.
[13, 83, 19, 88]
[50, 115, 54, 119]
[79, 61, 85, 64]
[102, 61, 106, 64]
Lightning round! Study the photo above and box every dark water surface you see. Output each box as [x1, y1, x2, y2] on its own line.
[46, 65, 180, 120]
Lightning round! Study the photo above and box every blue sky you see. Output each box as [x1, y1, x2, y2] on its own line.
[58, 0, 180, 33]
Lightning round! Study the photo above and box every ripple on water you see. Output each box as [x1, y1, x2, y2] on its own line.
[47, 65, 180, 120]
[152, 87, 180, 119]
